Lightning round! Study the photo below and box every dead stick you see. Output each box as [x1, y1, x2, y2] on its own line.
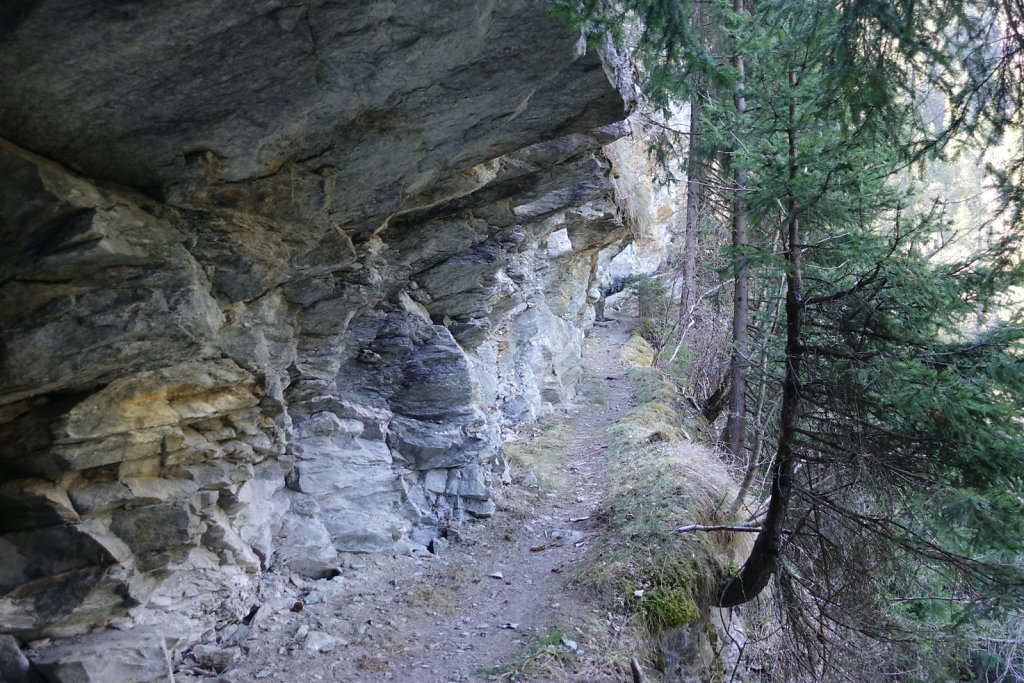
[630, 657, 646, 683]
[676, 524, 804, 536]
[675, 524, 762, 533]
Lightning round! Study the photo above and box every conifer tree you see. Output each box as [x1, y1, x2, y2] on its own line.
[555, 0, 1024, 673]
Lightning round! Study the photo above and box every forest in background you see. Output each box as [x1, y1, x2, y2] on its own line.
[555, 0, 1024, 679]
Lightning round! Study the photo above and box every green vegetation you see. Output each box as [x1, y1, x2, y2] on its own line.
[581, 364, 738, 647]
[476, 628, 577, 680]
[619, 333, 657, 368]
[641, 586, 698, 630]
[501, 423, 572, 491]
[555, 0, 1024, 676]
[625, 274, 674, 352]
[585, 380, 610, 406]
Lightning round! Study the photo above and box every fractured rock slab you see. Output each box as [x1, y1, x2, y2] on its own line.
[29, 629, 173, 683]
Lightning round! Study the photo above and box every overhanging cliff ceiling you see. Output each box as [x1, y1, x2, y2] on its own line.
[0, 1, 636, 667]
[0, 0, 625, 231]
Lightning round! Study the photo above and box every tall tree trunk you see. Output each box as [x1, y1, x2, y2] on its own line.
[679, 1, 704, 334]
[680, 100, 702, 332]
[725, 0, 749, 464]
[717, 69, 802, 608]
[728, 273, 787, 517]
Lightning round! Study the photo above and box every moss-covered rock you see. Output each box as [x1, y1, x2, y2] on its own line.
[644, 586, 700, 630]
[621, 334, 657, 366]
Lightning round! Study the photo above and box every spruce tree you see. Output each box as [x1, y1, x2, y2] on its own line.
[555, 0, 1024, 674]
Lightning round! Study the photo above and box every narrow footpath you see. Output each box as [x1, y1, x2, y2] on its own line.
[202, 316, 637, 683]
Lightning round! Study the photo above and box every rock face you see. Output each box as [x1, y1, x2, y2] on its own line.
[28, 629, 174, 683]
[602, 110, 689, 285]
[0, 0, 635, 655]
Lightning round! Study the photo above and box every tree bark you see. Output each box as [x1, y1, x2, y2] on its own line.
[680, 2, 704, 334]
[728, 271, 787, 516]
[700, 373, 730, 423]
[717, 69, 802, 608]
[725, 0, 750, 465]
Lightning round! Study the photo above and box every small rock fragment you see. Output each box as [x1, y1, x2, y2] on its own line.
[191, 644, 240, 673]
[550, 528, 585, 544]
[303, 631, 338, 653]
[304, 590, 327, 605]
[0, 635, 31, 683]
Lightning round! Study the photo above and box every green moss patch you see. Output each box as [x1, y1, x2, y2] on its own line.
[621, 334, 657, 367]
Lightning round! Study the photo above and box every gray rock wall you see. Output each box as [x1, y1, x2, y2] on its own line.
[0, 0, 632, 648]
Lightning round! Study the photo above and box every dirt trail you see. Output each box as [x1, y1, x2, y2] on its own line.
[207, 316, 637, 683]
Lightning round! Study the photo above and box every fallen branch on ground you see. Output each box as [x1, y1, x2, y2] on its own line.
[631, 656, 647, 683]
[675, 524, 763, 533]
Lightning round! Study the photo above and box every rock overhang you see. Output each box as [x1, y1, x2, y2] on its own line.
[0, 0, 627, 233]
[0, 0, 640, 668]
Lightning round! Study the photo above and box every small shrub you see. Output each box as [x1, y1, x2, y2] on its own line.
[628, 275, 675, 352]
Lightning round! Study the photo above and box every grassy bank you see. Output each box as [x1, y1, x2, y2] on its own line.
[576, 335, 747, 679]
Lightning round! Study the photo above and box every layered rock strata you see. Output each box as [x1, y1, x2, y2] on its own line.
[0, 0, 635, 657]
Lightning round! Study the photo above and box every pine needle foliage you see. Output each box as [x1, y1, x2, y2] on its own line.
[555, 0, 1024, 676]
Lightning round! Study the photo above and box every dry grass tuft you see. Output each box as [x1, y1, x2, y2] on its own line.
[571, 366, 750, 680]
[501, 423, 573, 491]
[482, 618, 653, 682]
[620, 334, 657, 367]
[606, 138, 655, 239]
[354, 654, 390, 671]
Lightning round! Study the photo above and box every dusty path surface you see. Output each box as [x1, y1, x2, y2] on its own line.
[189, 316, 638, 682]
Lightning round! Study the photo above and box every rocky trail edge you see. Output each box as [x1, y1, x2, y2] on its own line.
[189, 315, 639, 683]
